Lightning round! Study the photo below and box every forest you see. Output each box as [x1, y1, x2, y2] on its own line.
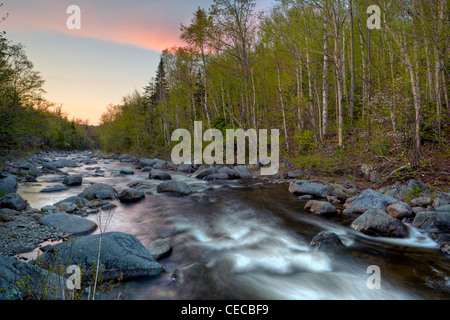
[0, 6, 95, 156]
[97, 0, 448, 183]
[1, 0, 448, 183]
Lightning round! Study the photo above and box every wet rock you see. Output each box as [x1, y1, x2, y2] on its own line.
[118, 188, 145, 203]
[148, 239, 172, 260]
[433, 192, 450, 209]
[0, 255, 65, 300]
[289, 180, 333, 198]
[149, 170, 172, 180]
[39, 185, 69, 193]
[351, 207, 408, 238]
[233, 165, 253, 179]
[54, 196, 91, 208]
[157, 181, 192, 196]
[186, 193, 209, 202]
[348, 189, 397, 213]
[41, 205, 57, 213]
[310, 231, 345, 250]
[0, 193, 28, 211]
[119, 154, 138, 163]
[78, 183, 117, 200]
[62, 174, 83, 186]
[298, 195, 313, 201]
[170, 263, 209, 287]
[120, 169, 134, 175]
[152, 160, 167, 169]
[177, 163, 194, 173]
[304, 200, 337, 215]
[39, 213, 97, 236]
[412, 212, 450, 231]
[218, 166, 235, 179]
[0, 173, 18, 195]
[386, 202, 413, 219]
[139, 158, 158, 167]
[39, 232, 165, 281]
[54, 202, 78, 213]
[141, 166, 153, 172]
[192, 167, 218, 179]
[204, 172, 231, 181]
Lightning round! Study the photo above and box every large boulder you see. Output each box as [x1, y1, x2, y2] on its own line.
[39, 213, 97, 236]
[62, 174, 83, 186]
[78, 183, 117, 200]
[39, 232, 165, 281]
[54, 196, 91, 208]
[0, 193, 28, 211]
[156, 181, 192, 196]
[149, 170, 171, 181]
[351, 207, 408, 238]
[348, 189, 397, 213]
[0, 173, 18, 196]
[304, 200, 337, 215]
[0, 255, 65, 300]
[289, 180, 334, 198]
[117, 188, 145, 203]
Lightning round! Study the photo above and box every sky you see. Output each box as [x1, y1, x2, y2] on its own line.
[1, 0, 274, 125]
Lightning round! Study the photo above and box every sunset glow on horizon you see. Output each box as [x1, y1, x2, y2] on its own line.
[1, 0, 273, 125]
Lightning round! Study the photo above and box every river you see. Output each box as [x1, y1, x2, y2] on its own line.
[17, 155, 450, 300]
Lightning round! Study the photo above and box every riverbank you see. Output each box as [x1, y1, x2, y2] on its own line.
[0, 150, 449, 300]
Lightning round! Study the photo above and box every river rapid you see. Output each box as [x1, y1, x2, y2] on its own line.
[18, 154, 450, 300]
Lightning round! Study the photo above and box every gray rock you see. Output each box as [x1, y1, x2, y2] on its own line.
[119, 154, 138, 163]
[177, 163, 194, 173]
[310, 231, 345, 250]
[39, 232, 165, 281]
[54, 202, 78, 213]
[95, 190, 117, 200]
[410, 196, 431, 207]
[0, 173, 18, 195]
[192, 167, 218, 179]
[78, 183, 117, 200]
[380, 179, 431, 201]
[39, 213, 97, 236]
[298, 195, 313, 201]
[62, 175, 83, 186]
[156, 181, 192, 196]
[186, 193, 209, 202]
[149, 170, 171, 181]
[39, 185, 69, 193]
[289, 180, 334, 198]
[351, 207, 408, 238]
[0, 193, 28, 211]
[54, 196, 91, 208]
[0, 255, 65, 300]
[304, 200, 337, 215]
[52, 159, 77, 168]
[139, 158, 158, 167]
[386, 202, 413, 219]
[118, 188, 145, 203]
[152, 160, 167, 169]
[41, 205, 57, 213]
[433, 192, 450, 208]
[148, 239, 172, 260]
[287, 169, 303, 178]
[141, 166, 153, 172]
[204, 172, 231, 181]
[218, 166, 235, 178]
[412, 212, 450, 231]
[349, 189, 397, 213]
[233, 165, 253, 179]
[436, 205, 450, 212]
[120, 169, 134, 175]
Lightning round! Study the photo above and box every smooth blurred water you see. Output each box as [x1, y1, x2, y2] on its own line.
[18, 157, 450, 300]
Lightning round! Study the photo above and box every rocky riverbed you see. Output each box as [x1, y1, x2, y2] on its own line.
[0, 150, 449, 300]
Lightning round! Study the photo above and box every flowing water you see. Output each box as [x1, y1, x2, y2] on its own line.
[18, 157, 450, 300]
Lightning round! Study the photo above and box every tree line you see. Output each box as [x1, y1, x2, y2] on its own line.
[0, 6, 95, 156]
[97, 0, 449, 167]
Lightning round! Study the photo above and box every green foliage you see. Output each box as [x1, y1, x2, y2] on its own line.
[295, 129, 315, 155]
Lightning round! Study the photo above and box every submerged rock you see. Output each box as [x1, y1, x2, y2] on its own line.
[310, 231, 345, 250]
[118, 188, 145, 203]
[304, 200, 337, 215]
[148, 239, 172, 260]
[149, 170, 171, 180]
